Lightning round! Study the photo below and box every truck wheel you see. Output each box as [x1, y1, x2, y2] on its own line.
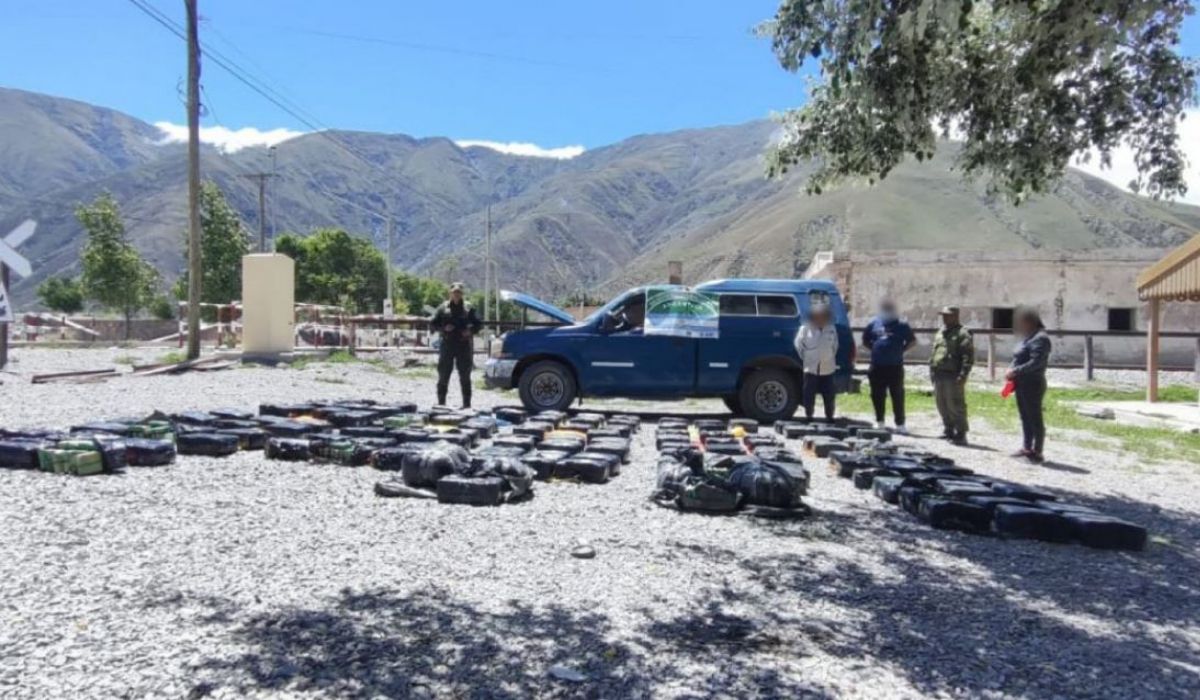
[737, 368, 799, 424]
[722, 395, 743, 416]
[518, 360, 577, 412]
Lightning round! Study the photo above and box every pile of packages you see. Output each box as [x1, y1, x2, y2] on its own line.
[0, 401, 639, 505]
[372, 407, 639, 506]
[652, 417, 811, 518]
[826, 442, 1147, 550]
[0, 420, 179, 476]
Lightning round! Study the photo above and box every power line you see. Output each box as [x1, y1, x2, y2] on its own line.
[125, 0, 450, 221]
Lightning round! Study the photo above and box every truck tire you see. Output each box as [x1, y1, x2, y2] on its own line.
[722, 395, 743, 416]
[518, 360, 577, 413]
[737, 369, 799, 424]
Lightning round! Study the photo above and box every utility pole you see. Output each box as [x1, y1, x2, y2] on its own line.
[185, 0, 202, 360]
[386, 217, 394, 312]
[242, 172, 276, 252]
[268, 145, 278, 248]
[484, 204, 491, 333]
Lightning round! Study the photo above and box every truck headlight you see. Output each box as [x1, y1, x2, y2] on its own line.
[489, 334, 509, 358]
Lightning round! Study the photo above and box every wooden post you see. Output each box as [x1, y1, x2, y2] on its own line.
[1084, 335, 1095, 382]
[668, 261, 683, 285]
[1193, 337, 1200, 406]
[987, 332, 996, 381]
[184, 0, 203, 360]
[1147, 298, 1160, 402]
[0, 264, 9, 369]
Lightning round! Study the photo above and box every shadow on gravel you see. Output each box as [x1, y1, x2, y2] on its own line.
[186, 586, 823, 699]
[189, 588, 630, 697]
[1036, 459, 1091, 474]
[642, 495, 1200, 697]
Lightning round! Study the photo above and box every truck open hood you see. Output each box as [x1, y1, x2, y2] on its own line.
[500, 290, 576, 325]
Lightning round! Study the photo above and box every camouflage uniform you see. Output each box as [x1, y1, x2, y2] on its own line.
[431, 299, 482, 407]
[930, 323, 974, 440]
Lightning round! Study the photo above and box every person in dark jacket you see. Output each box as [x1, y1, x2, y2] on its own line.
[430, 282, 482, 407]
[862, 299, 916, 434]
[1006, 307, 1052, 463]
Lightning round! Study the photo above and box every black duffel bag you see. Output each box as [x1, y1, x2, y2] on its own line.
[401, 443, 469, 487]
[265, 437, 312, 461]
[178, 432, 240, 457]
[726, 459, 803, 509]
[0, 439, 48, 469]
[124, 438, 177, 467]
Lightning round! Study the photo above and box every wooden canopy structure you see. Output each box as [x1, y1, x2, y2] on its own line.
[1137, 234, 1200, 401]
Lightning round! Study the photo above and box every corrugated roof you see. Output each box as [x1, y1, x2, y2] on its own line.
[1137, 234, 1200, 302]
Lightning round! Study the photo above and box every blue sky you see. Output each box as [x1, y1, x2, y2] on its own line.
[0, 0, 803, 151]
[2, 1, 1198, 198]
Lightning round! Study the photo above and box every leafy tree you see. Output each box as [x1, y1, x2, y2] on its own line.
[393, 271, 448, 315]
[275, 228, 387, 313]
[36, 276, 84, 315]
[77, 193, 159, 337]
[762, 0, 1197, 202]
[174, 181, 251, 304]
[149, 295, 176, 321]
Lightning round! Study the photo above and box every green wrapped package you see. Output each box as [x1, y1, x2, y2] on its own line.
[55, 439, 100, 453]
[383, 414, 422, 429]
[37, 449, 104, 476]
[126, 421, 175, 441]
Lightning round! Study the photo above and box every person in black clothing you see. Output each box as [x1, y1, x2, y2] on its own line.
[861, 299, 917, 434]
[430, 282, 482, 407]
[1006, 307, 1052, 463]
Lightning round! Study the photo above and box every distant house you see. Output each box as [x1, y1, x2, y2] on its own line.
[805, 248, 1200, 367]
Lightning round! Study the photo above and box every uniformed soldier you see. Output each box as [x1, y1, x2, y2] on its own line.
[430, 282, 482, 407]
[929, 305, 974, 445]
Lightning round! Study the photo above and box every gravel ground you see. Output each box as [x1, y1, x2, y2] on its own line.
[0, 348, 1197, 699]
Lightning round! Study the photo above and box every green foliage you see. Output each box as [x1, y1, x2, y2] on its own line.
[149, 295, 176, 320]
[393, 271, 448, 315]
[36, 276, 84, 314]
[174, 181, 251, 304]
[275, 228, 388, 313]
[77, 192, 160, 334]
[763, 0, 1198, 202]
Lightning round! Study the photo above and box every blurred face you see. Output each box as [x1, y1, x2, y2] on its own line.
[450, 289, 463, 304]
[941, 312, 958, 327]
[880, 301, 898, 319]
[1017, 315, 1036, 335]
[811, 309, 830, 326]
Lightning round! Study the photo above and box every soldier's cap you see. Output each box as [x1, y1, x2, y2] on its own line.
[449, 282, 465, 293]
[939, 305, 960, 315]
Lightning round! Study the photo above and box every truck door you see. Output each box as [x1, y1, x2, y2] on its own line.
[575, 291, 697, 396]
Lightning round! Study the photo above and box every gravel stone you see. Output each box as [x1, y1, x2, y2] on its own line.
[0, 348, 1197, 699]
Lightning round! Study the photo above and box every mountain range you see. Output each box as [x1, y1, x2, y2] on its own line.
[2, 86, 1198, 309]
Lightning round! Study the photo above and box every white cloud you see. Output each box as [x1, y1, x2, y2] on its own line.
[1071, 109, 1200, 206]
[455, 139, 584, 159]
[154, 121, 305, 153]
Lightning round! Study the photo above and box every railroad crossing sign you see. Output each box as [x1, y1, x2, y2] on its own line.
[0, 219, 37, 323]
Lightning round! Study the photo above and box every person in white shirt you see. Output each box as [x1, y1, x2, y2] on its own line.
[794, 304, 839, 421]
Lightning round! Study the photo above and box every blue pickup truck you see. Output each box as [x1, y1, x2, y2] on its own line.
[483, 279, 854, 422]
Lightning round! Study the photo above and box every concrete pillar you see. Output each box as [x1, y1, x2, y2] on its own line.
[242, 253, 295, 357]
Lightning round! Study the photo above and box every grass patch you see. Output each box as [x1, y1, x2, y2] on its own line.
[157, 351, 186, 365]
[113, 354, 139, 366]
[839, 381, 1200, 464]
